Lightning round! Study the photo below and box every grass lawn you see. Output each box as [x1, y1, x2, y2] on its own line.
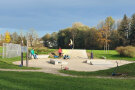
[37, 49, 56, 55]
[0, 55, 39, 70]
[0, 71, 135, 90]
[0, 47, 55, 70]
[60, 62, 135, 77]
[87, 50, 135, 61]
[0, 46, 2, 53]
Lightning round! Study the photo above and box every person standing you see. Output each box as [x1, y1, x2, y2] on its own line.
[58, 47, 62, 57]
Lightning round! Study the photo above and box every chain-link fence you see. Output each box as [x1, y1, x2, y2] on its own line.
[2, 43, 27, 58]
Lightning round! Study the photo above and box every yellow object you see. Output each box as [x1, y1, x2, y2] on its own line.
[5, 31, 11, 43]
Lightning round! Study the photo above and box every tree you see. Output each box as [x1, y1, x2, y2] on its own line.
[42, 33, 51, 47]
[129, 14, 135, 46]
[71, 22, 84, 49]
[109, 30, 119, 49]
[58, 28, 72, 48]
[11, 32, 19, 44]
[97, 16, 115, 52]
[0, 34, 4, 46]
[98, 26, 111, 52]
[105, 16, 115, 30]
[118, 14, 130, 46]
[84, 28, 100, 49]
[27, 28, 38, 47]
[72, 22, 84, 28]
[5, 31, 11, 43]
[97, 20, 105, 29]
[42, 33, 51, 41]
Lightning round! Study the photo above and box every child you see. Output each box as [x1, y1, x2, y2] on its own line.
[58, 47, 62, 57]
[30, 48, 38, 59]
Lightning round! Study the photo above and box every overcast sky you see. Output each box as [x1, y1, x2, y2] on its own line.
[0, 0, 135, 37]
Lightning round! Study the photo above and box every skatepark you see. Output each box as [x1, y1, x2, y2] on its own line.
[13, 49, 133, 74]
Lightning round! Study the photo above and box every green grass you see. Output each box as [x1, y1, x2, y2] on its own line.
[0, 55, 39, 70]
[87, 50, 135, 61]
[37, 49, 56, 55]
[0, 46, 2, 53]
[0, 47, 39, 69]
[0, 71, 135, 90]
[60, 62, 135, 77]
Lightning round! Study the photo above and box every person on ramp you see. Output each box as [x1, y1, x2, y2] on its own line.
[69, 39, 73, 49]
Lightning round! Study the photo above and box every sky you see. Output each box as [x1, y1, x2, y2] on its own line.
[0, 0, 135, 37]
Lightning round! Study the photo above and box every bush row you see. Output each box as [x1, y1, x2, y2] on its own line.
[34, 47, 56, 54]
[116, 46, 135, 57]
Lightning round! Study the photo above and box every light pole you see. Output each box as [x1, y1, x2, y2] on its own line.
[21, 40, 23, 66]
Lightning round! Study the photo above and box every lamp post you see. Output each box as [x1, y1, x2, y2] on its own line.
[21, 40, 23, 66]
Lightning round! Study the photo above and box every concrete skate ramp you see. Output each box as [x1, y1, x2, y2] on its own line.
[63, 49, 88, 59]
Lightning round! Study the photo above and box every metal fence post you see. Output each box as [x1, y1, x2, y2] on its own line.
[26, 40, 28, 67]
[21, 41, 23, 66]
[2, 43, 4, 58]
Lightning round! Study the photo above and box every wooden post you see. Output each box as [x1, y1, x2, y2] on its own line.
[26, 40, 28, 67]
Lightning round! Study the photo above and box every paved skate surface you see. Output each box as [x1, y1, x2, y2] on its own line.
[12, 49, 133, 75]
[13, 58, 133, 73]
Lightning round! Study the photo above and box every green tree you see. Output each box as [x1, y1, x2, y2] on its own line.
[109, 30, 119, 49]
[129, 14, 135, 46]
[105, 16, 115, 30]
[84, 28, 100, 49]
[118, 14, 130, 46]
[11, 32, 19, 44]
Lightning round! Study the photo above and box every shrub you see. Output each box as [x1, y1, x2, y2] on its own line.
[116, 46, 135, 57]
[28, 47, 56, 55]
[34, 47, 56, 54]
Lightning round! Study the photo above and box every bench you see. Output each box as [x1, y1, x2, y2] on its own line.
[50, 59, 68, 65]
[50, 59, 61, 65]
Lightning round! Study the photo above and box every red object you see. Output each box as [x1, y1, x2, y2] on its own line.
[58, 48, 62, 53]
[64, 67, 69, 70]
